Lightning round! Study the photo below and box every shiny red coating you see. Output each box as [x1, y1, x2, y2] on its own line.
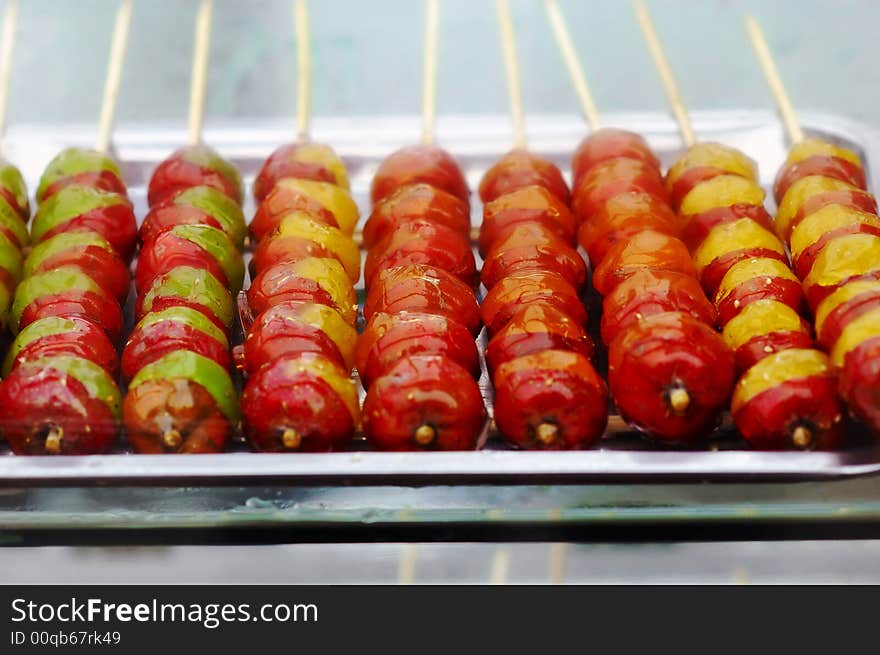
[252, 143, 339, 203]
[363, 264, 481, 334]
[479, 184, 576, 255]
[21, 291, 124, 343]
[0, 366, 117, 455]
[30, 243, 130, 303]
[148, 152, 243, 206]
[363, 183, 470, 249]
[364, 220, 476, 287]
[370, 145, 470, 207]
[608, 312, 735, 443]
[121, 320, 231, 384]
[241, 354, 356, 452]
[600, 270, 716, 345]
[478, 149, 569, 204]
[591, 230, 696, 296]
[250, 184, 340, 244]
[733, 329, 815, 375]
[38, 202, 138, 262]
[701, 247, 789, 299]
[793, 223, 880, 280]
[680, 203, 775, 252]
[242, 302, 347, 376]
[250, 235, 336, 278]
[362, 355, 486, 451]
[840, 336, 880, 436]
[355, 312, 479, 389]
[135, 232, 229, 296]
[7, 318, 118, 377]
[479, 270, 587, 335]
[572, 158, 668, 225]
[790, 189, 878, 228]
[773, 155, 867, 202]
[717, 276, 804, 326]
[571, 128, 660, 186]
[577, 191, 680, 267]
[246, 260, 353, 319]
[140, 203, 225, 245]
[39, 170, 127, 203]
[493, 350, 608, 450]
[480, 222, 586, 290]
[817, 292, 880, 351]
[733, 375, 844, 450]
[485, 303, 593, 373]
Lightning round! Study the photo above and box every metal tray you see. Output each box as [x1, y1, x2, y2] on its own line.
[1, 109, 880, 488]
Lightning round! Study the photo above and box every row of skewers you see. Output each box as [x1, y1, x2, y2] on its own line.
[0, 0, 877, 456]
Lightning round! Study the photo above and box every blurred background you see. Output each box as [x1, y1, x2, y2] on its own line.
[8, 0, 879, 127]
[3, 0, 880, 584]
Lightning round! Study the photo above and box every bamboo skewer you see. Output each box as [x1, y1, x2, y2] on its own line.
[633, 0, 695, 148]
[549, 542, 568, 584]
[543, 0, 600, 131]
[489, 548, 510, 584]
[95, 0, 133, 153]
[295, 0, 312, 141]
[744, 14, 805, 145]
[187, 0, 213, 146]
[0, 0, 19, 148]
[495, 0, 526, 149]
[397, 544, 418, 585]
[421, 0, 439, 146]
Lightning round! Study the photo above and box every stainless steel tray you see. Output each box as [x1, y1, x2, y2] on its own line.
[2, 109, 880, 487]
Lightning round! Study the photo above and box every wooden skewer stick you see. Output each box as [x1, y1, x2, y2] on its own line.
[744, 14, 804, 145]
[543, 0, 600, 131]
[295, 0, 311, 141]
[489, 548, 510, 585]
[0, 0, 19, 147]
[549, 542, 568, 584]
[187, 0, 213, 146]
[95, 0, 133, 153]
[496, 0, 526, 149]
[633, 0, 695, 147]
[421, 0, 439, 146]
[397, 544, 418, 585]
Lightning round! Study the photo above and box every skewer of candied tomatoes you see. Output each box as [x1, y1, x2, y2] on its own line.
[237, 0, 360, 452]
[468, 0, 606, 450]
[543, 0, 734, 445]
[635, 2, 843, 450]
[746, 15, 880, 439]
[121, 0, 245, 453]
[0, 1, 29, 336]
[357, 0, 486, 451]
[0, 0, 137, 455]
